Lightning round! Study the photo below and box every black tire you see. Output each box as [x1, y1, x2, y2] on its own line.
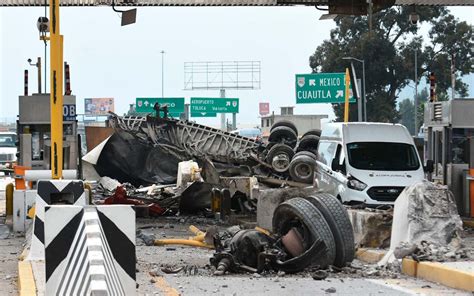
[302, 129, 322, 138]
[296, 135, 320, 154]
[266, 144, 295, 173]
[294, 151, 317, 160]
[268, 126, 297, 148]
[270, 120, 298, 135]
[306, 193, 355, 267]
[289, 155, 316, 184]
[273, 197, 336, 268]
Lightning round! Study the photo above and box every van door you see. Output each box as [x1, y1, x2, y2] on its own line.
[331, 144, 349, 199]
[315, 140, 338, 194]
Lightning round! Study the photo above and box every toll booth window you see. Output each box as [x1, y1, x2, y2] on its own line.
[347, 142, 420, 171]
[0, 134, 16, 147]
[451, 128, 470, 164]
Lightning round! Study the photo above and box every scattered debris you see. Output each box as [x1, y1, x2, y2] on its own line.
[312, 270, 328, 280]
[210, 197, 355, 275]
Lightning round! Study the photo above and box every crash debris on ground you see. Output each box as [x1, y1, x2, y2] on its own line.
[80, 114, 473, 281]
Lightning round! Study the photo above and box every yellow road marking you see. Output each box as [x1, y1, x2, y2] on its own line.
[18, 260, 37, 296]
[154, 276, 180, 296]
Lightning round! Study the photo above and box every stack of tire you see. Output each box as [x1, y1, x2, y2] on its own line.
[272, 194, 355, 269]
[266, 120, 321, 184]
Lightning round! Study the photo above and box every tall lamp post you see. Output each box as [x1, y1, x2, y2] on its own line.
[342, 57, 366, 121]
[414, 46, 418, 136]
[161, 50, 165, 98]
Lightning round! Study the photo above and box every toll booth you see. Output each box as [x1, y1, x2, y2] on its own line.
[17, 93, 78, 170]
[424, 99, 474, 217]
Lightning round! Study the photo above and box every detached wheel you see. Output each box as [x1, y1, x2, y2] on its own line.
[294, 151, 317, 160]
[268, 126, 297, 148]
[289, 155, 316, 184]
[296, 134, 320, 154]
[270, 120, 298, 136]
[306, 193, 355, 267]
[273, 197, 336, 268]
[266, 144, 294, 173]
[302, 129, 322, 138]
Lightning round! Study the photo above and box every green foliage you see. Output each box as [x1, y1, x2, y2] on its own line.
[309, 7, 473, 122]
[399, 98, 415, 134]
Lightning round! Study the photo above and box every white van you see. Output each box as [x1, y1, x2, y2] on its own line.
[315, 123, 425, 205]
[0, 132, 17, 168]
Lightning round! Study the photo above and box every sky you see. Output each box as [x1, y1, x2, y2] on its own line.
[1, 6, 473, 127]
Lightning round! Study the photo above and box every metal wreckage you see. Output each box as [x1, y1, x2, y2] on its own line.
[90, 108, 354, 274]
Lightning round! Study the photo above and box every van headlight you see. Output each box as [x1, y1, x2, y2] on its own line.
[347, 176, 367, 191]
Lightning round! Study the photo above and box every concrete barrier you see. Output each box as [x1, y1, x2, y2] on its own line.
[346, 209, 392, 248]
[45, 205, 136, 295]
[27, 180, 86, 260]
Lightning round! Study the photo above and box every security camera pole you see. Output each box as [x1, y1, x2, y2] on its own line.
[28, 57, 42, 94]
[40, 0, 64, 179]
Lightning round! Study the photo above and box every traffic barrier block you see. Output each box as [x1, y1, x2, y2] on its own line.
[28, 180, 86, 260]
[355, 248, 387, 264]
[45, 205, 136, 295]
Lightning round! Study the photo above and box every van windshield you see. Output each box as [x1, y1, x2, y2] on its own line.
[0, 134, 16, 148]
[347, 142, 420, 171]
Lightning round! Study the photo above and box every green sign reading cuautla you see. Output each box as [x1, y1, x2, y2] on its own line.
[136, 97, 185, 117]
[295, 73, 355, 104]
[190, 97, 239, 117]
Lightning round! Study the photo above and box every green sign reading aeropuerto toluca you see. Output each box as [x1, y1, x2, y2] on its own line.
[295, 73, 355, 104]
[136, 97, 185, 117]
[190, 97, 239, 117]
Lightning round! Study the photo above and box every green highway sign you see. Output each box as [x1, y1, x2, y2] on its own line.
[191, 112, 217, 118]
[295, 73, 355, 104]
[190, 97, 239, 117]
[136, 97, 185, 117]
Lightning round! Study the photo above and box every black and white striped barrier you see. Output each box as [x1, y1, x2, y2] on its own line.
[45, 205, 136, 295]
[28, 180, 87, 260]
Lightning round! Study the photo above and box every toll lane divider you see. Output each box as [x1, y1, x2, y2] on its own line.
[45, 205, 136, 295]
[28, 180, 86, 260]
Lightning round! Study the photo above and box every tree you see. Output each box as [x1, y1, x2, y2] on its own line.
[309, 7, 473, 122]
[399, 98, 415, 134]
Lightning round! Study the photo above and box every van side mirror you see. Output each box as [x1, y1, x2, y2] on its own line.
[424, 160, 434, 173]
[331, 158, 342, 172]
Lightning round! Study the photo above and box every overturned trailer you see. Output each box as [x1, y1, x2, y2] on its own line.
[105, 113, 320, 186]
[110, 114, 262, 165]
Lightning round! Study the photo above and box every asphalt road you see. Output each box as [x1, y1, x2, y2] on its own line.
[0, 177, 470, 296]
[134, 218, 471, 296]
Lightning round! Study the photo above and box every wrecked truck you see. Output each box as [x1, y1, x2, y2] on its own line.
[95, 113, 321, 186]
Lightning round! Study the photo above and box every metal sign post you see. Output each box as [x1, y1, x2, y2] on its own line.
[344, 68, 350, 122]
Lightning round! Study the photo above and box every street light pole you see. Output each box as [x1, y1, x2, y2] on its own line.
[342, 57, 366, 121]
[362, 60, 366, 121]
[161, 50, 165, 98]
[414, 48, 418, 136]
